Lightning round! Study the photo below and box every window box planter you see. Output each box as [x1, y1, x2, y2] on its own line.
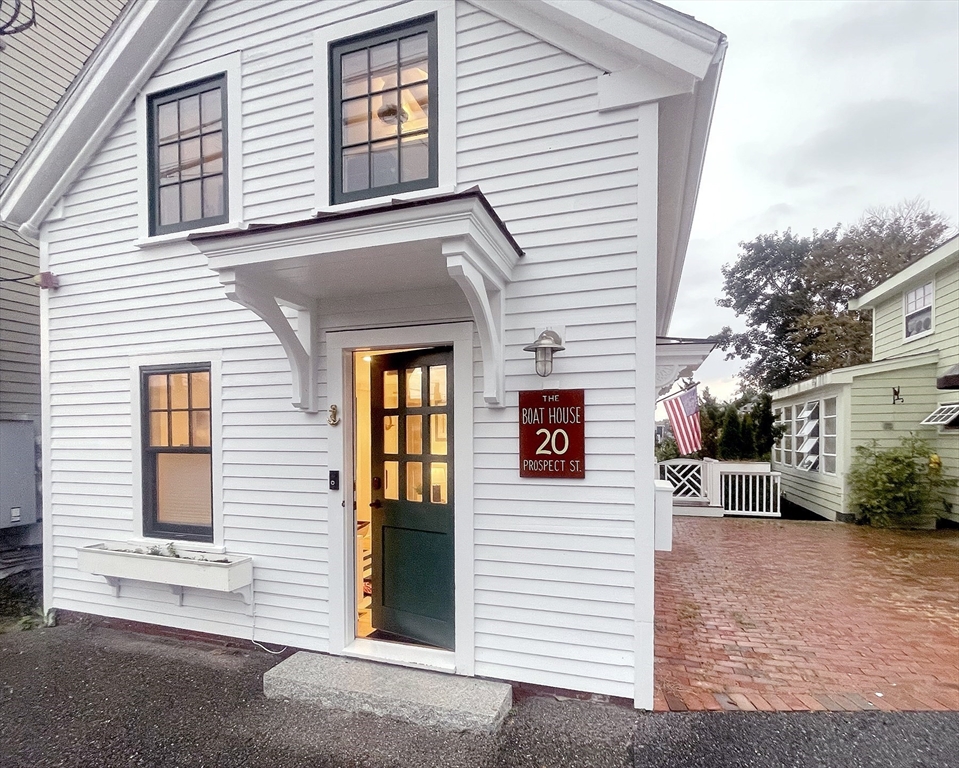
[77, 544, 253, 605]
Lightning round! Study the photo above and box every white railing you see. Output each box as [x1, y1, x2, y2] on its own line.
[657, 458, 781, 517]
[657, 458, 712, 504]
[717, 461, 781, 517]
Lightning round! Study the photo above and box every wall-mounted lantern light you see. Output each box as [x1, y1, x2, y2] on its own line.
[524, 329, 564, 377]
[892, 387, 904, 405]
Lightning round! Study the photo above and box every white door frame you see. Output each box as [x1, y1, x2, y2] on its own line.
[326, 322, 475, 676]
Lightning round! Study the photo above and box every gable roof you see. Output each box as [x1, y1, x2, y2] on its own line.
[848, 235, 959, 311]
[0, 0, 725, 332]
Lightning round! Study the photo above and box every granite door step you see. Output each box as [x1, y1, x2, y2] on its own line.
[263, 652, 513, 733]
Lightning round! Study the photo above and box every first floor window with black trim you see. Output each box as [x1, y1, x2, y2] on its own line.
[148, 74, 228, 235]
[142, 365, 213, 542]
[331, 14, 437, 204]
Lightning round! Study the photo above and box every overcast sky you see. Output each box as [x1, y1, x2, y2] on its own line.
[662, 0, 959, 401]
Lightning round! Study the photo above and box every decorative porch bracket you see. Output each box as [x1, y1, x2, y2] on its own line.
[218, 268, 319, 412]
[443, 237, 507, 407]
[193, 191, 521, 411]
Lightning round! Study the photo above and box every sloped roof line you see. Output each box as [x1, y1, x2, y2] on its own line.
[848, 234, 959, 311]
[0, 0, 206, 235]
[0, 0, 725, 247]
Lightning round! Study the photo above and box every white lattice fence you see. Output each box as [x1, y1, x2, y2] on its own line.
[658, 459, 706, 501]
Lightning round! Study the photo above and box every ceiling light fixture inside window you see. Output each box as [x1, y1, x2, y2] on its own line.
[377, 103, 408, 125]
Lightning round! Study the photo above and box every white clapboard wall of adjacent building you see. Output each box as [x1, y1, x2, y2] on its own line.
[0, 0, 124, 420]
[0, 0, 725, 708]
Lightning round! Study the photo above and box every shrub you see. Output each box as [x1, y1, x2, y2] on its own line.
[848, 435, 957, 527]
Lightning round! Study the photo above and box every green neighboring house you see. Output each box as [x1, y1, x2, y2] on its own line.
[771, 235, 959, 523]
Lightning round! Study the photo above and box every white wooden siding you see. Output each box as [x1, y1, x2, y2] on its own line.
[0, 0, 124, 420]
[42, 0, 653, 700]
[456, 3, 639, 698]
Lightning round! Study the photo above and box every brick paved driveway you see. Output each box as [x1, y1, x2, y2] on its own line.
[654, 517, 959, 712]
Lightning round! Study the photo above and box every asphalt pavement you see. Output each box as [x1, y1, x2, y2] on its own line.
[1, 623, 956, 768]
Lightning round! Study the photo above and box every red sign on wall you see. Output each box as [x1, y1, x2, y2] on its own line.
[519, 389, 585, 479]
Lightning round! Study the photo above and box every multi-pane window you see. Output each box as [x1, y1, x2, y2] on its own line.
[921, 403, 959, 428]
[773, 409, 783, 464]
[782, 405, 793, 466]
[904, 282, 933, 338]
[142, 366, 213, 541]
[796, 400, 820, 472]
[148, 75, 227, 235]
[822, 398, 837, 474]
[331, 16, 437, 204]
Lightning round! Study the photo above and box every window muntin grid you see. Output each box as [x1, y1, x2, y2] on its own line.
[331, 16, 437, 204]
[921, 403, 959, 426]
[141, 365, 213, 541]
[822, 397, 837, 474]
[904, 281, 934, 339]
[148, 75, 228, 235]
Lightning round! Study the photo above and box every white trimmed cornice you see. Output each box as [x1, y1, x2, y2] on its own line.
[769, 351, 941, 401]
[468, 0, 721, 80]
[655, 340, 714, 396]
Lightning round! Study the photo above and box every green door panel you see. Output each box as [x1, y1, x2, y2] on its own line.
[369, 347, 454, 650]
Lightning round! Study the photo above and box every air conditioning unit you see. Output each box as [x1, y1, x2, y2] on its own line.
[0, 421, 38, 529]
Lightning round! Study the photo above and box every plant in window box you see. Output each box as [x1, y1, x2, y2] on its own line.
[848, 435, 958, 528]
[76, 542, 253, 601]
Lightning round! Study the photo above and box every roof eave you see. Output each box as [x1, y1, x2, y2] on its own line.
[770, 351, 942, 399]
[848, 235, 959, 311]
[657, 37, 726, 335]
[0, 0, 206, 236]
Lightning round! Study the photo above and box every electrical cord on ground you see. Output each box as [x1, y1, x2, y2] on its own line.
[252, 640, 288, 655]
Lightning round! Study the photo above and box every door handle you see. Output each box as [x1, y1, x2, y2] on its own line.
[370, 500, 382, 509]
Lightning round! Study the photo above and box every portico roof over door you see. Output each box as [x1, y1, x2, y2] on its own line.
[190, 189, 522, 411]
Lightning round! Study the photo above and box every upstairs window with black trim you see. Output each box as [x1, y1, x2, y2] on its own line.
[331, 15, 437, 204]
[148, 75, 228, 235]
[904, 282, 933, 339]
[142, 365, 213, 542]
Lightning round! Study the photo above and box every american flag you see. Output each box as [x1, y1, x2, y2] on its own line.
[663, 386, 701, 456]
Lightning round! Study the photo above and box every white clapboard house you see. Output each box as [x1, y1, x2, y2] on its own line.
[0, 0, 724, 708]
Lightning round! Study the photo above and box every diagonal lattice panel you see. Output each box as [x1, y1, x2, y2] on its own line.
[660, 463, 703, 498]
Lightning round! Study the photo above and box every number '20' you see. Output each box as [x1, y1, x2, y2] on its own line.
[535, 428, 569, 455]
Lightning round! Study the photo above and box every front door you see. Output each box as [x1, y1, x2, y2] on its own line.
[369, 347, 454, 649]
